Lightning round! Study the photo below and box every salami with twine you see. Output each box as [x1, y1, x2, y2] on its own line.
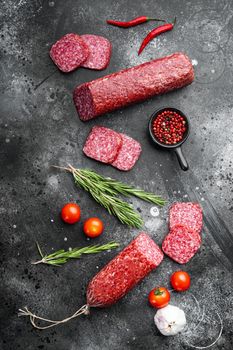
[19, 233, 163, 329]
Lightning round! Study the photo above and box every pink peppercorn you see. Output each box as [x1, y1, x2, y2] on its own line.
[152, 110, 187, 145]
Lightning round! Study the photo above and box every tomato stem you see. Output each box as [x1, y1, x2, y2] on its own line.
[154, 288, 164, 296]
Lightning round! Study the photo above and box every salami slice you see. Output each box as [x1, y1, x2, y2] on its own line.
[83, 126, 122, 163]
[81, 34, 112, 70]
[162, 225, 201, 264]
[73, 52, 194, 121]
[87, 232, 164, 307]
[50, 33, 89, 72]
[169, 202, 203, 234]
[111, 133, 142, 171]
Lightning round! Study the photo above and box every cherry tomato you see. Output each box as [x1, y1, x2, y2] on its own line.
[61, 203, 81, 224]
[148, 287, 170, 309]
[83, 217, 104, 238]
[170, 271, 191, 292]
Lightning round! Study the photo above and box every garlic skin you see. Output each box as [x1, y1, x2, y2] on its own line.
[154, 304, 186, 336]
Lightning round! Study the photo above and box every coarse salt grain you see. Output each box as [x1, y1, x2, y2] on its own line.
[150, 206, 160, 217]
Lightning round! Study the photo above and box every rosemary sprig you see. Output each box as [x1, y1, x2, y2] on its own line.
[76, 168, 166, 206]
[32, 242, 119, 266]
[53, 164, 165, 228]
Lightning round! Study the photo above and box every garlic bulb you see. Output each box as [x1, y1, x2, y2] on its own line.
[154, 304, 186, 336]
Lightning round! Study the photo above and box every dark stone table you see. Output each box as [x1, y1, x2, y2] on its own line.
[1, 0, 233, 349]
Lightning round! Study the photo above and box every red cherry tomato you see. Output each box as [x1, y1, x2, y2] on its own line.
[148, 287, 170, 309]
[170, 271, 191, 291]
[61, 203, 81, 224]
[83, 217, 104, 238]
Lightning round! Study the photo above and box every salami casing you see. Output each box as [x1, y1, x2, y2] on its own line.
[87, 232, 164, 307]
[73, 52, 194, 121]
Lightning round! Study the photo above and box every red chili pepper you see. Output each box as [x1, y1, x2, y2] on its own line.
[107, 16, 165, 28]
[138, 17, 176, 55]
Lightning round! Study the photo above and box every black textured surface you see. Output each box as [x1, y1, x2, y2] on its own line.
[1, 0, 233, 349]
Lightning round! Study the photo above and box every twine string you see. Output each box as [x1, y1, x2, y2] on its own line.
[18, 305, 90, 330]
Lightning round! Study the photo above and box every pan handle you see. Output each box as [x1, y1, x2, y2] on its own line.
[174, 147, 189, 171]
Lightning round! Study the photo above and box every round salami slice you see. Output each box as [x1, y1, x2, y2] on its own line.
[50, 33, 89, 72]
[169, 202, 203, 234]
[83, 126, 122, 164]
[162, 225, 201, 264]
[81, 34, 112, 70]
[111, 133, 142, 171]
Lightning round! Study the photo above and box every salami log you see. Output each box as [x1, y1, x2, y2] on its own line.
[19, 232, 164, 329]
[73, 52, 194, 121]
[87, 232, 164, 307]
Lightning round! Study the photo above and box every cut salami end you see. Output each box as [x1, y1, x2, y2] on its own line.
[83, 126, 122, 164]
[50, 33, 89, 72]
[73, 52, 194, 121]
[74, 84, 95, 121]
[162, 225, 201, 264]
[81, 34, 112, 70]
[111, 133, 142, 171]
[169, 202, 203, 234]
[86, 232, 164, 307]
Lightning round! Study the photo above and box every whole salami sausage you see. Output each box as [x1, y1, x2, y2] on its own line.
[73, 52, 194, 121]
[19, 233, 164, 329]
[87, 232, 164, 307]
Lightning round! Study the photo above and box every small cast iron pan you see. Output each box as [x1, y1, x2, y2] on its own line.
[148, 107, 190, 171]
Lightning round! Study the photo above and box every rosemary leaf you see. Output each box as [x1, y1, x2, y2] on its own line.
[36, 241, 44, 258]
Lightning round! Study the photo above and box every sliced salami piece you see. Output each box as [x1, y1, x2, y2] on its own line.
[50, 33, 89, 72]
[73, 52, 194, 121]
[83, 126, 122, 164]
[81, 34, 112, 70]
[162, 225, 201, 264]
[87, 232, 164, 307]
[111, 133, 142, 171]
[169, 202, 203, 234]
